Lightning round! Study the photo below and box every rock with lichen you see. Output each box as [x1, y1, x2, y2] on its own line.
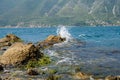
[0, 42, 43, 66]
[0, 34, 23, 49]
[37, 35, 66, 49]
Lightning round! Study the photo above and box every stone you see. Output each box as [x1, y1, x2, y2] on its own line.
[37, 35, 66, 49]
[45, 35, 65, 42]
[73, 72, 92, 80]
[105, 75, 120, 80]
[46, 75, 61, 80]
[0, 34, 23, 49]
[0, 42, 42, 66]
[27, 68, 39, 75]
[0, 76, 11, 80]
[0, 34, 22, 43]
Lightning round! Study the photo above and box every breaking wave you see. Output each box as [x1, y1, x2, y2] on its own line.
[57, 26, 73, 42]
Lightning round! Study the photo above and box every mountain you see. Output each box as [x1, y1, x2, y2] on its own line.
[0, 0, 120, 27]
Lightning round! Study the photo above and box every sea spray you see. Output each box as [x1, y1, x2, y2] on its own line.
[45, 49, 59, 57]
[56, 57, 71, 65]
[57, 26, 73, 42]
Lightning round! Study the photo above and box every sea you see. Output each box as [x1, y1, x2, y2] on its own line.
[0, 26, 120, 79]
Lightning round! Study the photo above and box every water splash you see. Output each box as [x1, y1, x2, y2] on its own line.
[56, 57, 71, 65]
[54, 26, 78, 47]
[45, 49, 59, 57]
[57, 26, 72, 42]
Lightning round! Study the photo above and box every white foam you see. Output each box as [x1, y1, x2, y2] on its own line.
[56, 57, 71, 65]
[79, 34, 86, 37]
[45, 49, 58, 57]
[57, 26, 72, 42]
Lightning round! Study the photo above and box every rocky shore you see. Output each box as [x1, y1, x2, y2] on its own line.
[0, 34, 119, 80]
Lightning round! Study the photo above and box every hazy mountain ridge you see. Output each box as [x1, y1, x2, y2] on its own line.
[0, 0, 120, 27]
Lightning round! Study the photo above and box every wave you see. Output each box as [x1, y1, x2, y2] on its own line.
[57, 26, 73, 42]
[56, 57, 71, 65]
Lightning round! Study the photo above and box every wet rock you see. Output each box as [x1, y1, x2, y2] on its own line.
[105, 75, 120, 80]
[73, 72, 92, 80]
[45, 35, 65, 42]
[13, 78, 22, 80]
[46, 75, 61, 80]
[27, 68, 39, 75]
[37, 35, 66, 49]
[0, 65, 4, 71]
[0, 42, 42, 66]
[0, 34, 23, 49]
[3, 70, 10, 73]
[1, 76, 11, 80]
[75, 67, 81, 73]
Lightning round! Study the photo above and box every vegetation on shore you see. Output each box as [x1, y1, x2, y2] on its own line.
[26, 55, 51, 69]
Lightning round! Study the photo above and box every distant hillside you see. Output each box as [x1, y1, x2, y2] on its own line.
[0, 0, 120, 27]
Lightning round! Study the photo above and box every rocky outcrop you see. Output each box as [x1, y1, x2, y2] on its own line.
[0, 34, 23, 49]
[37, 35, 66, 49]
[0, 42, 42, 66]
[105, 75, 120, 80]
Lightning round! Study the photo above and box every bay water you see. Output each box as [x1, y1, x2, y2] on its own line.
[0, 26, 120, 78]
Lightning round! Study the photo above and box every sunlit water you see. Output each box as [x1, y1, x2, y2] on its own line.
[0, 26, 120, 78]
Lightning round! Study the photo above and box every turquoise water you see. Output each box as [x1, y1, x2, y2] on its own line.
[0, 26, 120, 77]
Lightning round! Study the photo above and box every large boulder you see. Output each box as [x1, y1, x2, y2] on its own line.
[0, 42, 42, 66]
[0, 34, 22, 49]
[37, 35, 66, 49]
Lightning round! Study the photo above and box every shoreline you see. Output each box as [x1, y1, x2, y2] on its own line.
[0, 27, 120, 80]
[0, 25, 120, 28]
